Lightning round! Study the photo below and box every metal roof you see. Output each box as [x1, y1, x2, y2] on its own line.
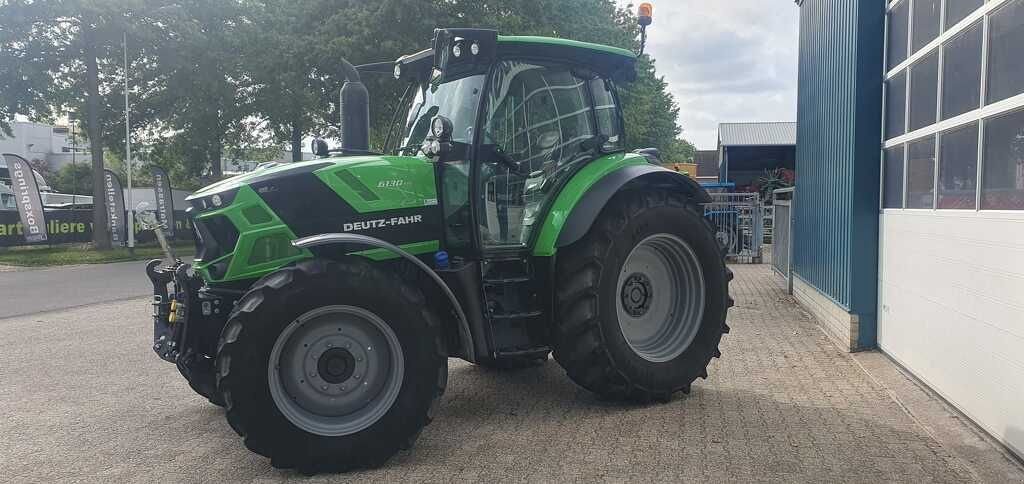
[718, 122, 797, 147]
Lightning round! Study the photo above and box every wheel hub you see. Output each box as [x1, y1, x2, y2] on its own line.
[267, 305, 404, 437]
[620, 272, 653, 317]
[317, 347, 356, 384]
[615, 233, 707, 363]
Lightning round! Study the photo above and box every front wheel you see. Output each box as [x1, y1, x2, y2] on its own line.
[552, 190, 732, 402]
[215, 259, 447, 473]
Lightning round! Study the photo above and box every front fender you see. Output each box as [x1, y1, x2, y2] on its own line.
[292, 233, 476, 363]
[532, 155, 711, 256]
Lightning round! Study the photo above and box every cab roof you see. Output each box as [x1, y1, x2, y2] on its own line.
[375, 32, 638, 83]
[496, 35, 637, 81]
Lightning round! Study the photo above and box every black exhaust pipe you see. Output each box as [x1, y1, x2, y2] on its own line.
[338, 58, 369, 153]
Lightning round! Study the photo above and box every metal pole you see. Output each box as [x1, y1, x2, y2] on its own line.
[124, 32, 135, 250]
[70, 114, 76, 207]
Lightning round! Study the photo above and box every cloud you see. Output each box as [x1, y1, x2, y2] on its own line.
[619, 0, 799, 149]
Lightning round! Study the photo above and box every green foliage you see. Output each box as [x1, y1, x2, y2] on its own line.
[0, 0, 695, 186]
[51, 163, 94, 195]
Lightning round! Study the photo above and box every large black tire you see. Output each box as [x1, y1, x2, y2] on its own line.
[177, 352, 225, 407]
[552, 189, 733, 402]
[215, 258, 447, 473]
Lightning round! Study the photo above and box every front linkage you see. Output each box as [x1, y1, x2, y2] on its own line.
[141, 206, 236, 405]
[146, 259, 236, 404]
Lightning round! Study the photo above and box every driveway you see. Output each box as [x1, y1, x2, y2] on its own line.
[0, 260, 150, 319]
[1, 263, 1021, 482]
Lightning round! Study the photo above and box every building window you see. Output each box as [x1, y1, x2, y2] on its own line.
[884, 145, 906, 208]
[907, 136, 936, 208]
[981, 108, 1024, 209]
[888, 1, 910, 70]
[946, 0, 985, 30]
[887, 71, 908, 138]
[909, 52, 939, 131]
[938, 122, 979, 208]
[941, 21, 983, 120]
[913, 0, 942, 52]
[987, 0, 1024, 105]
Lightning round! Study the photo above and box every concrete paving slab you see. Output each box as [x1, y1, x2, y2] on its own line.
[1, 262, 1019, 482]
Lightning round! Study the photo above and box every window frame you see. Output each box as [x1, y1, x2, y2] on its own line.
[882, 0, 1024, 213]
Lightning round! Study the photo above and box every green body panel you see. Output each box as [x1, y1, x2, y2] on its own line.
[351, 240, 441, 261]
[190, 155, 441, 282]
[313, 156, 438, 213]
[497, 35, 637, 59]
[531, 152, 649, 257]
[192, 185, 313, 282]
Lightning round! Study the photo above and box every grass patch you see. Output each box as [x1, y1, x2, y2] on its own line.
[0, 243, 196, 267]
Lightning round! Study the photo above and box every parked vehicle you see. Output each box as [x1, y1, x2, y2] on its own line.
[146, 25, 732, 473]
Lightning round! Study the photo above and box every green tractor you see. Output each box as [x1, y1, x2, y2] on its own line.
[146, 27, 732, 472]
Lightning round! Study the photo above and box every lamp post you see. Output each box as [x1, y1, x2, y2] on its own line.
[124, 32, 135, 252]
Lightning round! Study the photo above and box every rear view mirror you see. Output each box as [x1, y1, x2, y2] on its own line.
[312, 138, 330, 157]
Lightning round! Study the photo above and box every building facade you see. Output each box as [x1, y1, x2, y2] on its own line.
[796, 0, 1023, 458]
[0, 121, 89, 171]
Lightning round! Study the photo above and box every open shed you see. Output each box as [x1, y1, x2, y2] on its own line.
[717, 122, 797, 190]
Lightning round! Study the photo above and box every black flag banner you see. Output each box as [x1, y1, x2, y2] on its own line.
[3, 153, 48, 243]
[151, 166, 174, 238]
[102, 169, 127, 246]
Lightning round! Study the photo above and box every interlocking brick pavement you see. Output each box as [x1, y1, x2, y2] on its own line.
[0, 262, 1010, 482]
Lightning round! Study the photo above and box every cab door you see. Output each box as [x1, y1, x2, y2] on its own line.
[475, 60, 606, 250]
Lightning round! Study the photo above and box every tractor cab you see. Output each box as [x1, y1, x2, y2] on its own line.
[356, 29, 643, 361]
[368, 29, 637, 257]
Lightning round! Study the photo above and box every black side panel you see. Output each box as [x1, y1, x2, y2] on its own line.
[555, 164, 712, 248]
[249, 172, 442, 245]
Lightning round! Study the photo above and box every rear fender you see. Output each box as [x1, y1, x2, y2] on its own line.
[533, 161, 711, 256]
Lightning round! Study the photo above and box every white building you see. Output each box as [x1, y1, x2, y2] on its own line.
[0, 121, 90, 171]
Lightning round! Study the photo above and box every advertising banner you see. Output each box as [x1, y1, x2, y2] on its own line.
[0, 209, 193, 247]
[2, 153, 48, 243]
[151, 166, 175, 237]
[102, 169, 127, 246]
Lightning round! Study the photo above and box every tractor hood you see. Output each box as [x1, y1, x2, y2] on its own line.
[187, 155, 439, 215]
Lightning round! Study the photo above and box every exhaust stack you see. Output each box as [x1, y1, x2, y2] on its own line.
[338, 58, 370, 153]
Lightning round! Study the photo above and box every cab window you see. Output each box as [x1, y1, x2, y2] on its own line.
[478, 61, 598, 247]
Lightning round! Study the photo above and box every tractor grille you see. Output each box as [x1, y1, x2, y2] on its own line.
[192, 214, 239, 263]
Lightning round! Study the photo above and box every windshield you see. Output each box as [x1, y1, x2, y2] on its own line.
[396, 74, 485, 154]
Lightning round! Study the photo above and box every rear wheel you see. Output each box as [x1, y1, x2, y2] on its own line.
[552, 190, 732, 402]
[216, 259, 447, 473]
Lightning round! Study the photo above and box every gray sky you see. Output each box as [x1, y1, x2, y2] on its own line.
[619, 1, 799, 150]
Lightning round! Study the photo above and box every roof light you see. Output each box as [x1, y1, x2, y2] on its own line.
[638, 2, 653, 26]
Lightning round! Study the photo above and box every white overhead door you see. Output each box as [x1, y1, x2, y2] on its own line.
[879, 0, 1024, 458]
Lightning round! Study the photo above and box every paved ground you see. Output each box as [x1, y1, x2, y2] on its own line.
[0, 260, 150, 318]
[2, 262, 1021, 482]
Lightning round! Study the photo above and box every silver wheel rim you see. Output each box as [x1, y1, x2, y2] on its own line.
[616, 233, 706, 363]
[267, 305, 404, 437]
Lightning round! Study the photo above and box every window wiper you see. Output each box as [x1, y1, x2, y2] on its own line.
[394, 143, 423, 156]
[327, 148, 385, 156]
[494, 147, 526, 176]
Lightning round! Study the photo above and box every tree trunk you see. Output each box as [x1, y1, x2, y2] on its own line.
[85, 28, 110, 250]
[210, 139, 223, 178]
[291, 121, 302, 162]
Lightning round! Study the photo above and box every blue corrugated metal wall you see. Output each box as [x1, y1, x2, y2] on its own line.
[794, 0, 884, 348]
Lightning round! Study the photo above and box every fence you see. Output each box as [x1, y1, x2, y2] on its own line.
[771, 187, 795, 293]
[703, 192, 763, 264]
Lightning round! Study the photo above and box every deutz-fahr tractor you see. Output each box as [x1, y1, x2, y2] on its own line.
[146, 25, 732, 473]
